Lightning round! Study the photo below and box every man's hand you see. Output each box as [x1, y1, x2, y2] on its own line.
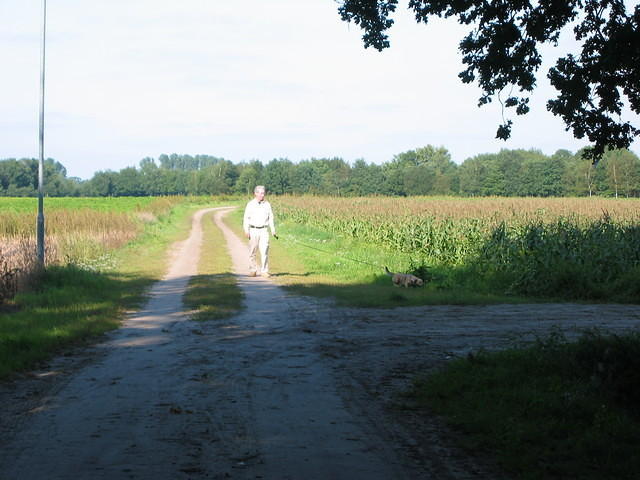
[245, 232, 250, 239]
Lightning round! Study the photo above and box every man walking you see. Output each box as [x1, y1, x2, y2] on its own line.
[243, 185, 276, 277]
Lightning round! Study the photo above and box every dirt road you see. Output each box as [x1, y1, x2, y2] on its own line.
[0, 207, 638, 479]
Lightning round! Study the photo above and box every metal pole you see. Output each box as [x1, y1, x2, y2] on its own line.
[37, 0, 47, 265]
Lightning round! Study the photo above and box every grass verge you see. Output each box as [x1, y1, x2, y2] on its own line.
[407, 330, 640, 480]
[0, 265, 143, 378]
[224, 207, 531, 307]
[0, 198, 231, 379]
[184, 209, 244, 321]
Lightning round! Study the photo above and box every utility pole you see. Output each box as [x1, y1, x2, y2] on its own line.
[37, 0, 47, 265]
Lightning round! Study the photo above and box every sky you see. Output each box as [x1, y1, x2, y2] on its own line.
[1, 1, 636, 180]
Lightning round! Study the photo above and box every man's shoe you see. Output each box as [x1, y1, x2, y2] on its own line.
[248, 271, 257, 277]
[261, 272, 271, 278]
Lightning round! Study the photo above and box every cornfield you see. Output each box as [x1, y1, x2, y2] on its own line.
[274, 196, 640, 299]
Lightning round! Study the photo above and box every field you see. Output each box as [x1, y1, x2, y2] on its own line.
[2, 195, 639, 478]
[0, 196, 167, 213]
[0, 196, 233, 377]
[4, 194, 638, 306]
[270, 196, 640, 302]
[0, 197, 185, 301]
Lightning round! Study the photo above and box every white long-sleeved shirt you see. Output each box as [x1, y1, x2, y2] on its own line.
[243, 199, 276, 235]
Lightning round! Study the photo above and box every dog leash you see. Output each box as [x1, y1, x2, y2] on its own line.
[278, 235, 385, 270]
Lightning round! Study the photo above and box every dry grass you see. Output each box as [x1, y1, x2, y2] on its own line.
[0, 236, 56, 304]
[0, 197, 183, 303]
[274, 195, 640, 222]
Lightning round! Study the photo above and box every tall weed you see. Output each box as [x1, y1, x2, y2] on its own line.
[0, 196, 184, 303]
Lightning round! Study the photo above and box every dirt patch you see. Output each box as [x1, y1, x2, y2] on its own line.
[0, 207, 638, 479]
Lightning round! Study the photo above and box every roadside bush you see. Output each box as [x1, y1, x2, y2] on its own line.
[473, 217, 640, 301]
[413, 331, 640, 480]
[570, 331, 640, 409]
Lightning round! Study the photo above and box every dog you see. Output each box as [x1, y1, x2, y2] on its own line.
[384, 266, 424, 288]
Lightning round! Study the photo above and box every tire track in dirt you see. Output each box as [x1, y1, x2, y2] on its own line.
[205, 209, 411, 479]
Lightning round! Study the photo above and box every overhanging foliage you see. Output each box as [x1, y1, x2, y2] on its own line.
[338, 0, 640, 161]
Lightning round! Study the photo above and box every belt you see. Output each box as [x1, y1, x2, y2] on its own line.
[249, 225, 267, 229]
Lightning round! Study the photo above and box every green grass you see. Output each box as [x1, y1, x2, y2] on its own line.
[184, 209, 244, 321]
[224, 206, 531, 307]
[0, 197, 233, 379]
[113, 200, 211, 282]
[408, 331, 640, 480]
[0, 266, 143, 377]
[0, 196, 164, 213]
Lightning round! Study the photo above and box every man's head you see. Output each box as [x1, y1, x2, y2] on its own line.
[254, 185, 266, 202]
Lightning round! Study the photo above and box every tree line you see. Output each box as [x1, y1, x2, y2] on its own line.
[1, 147, 639, 198]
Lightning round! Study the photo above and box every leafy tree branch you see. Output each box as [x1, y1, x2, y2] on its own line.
[337, 0, 640, 161]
